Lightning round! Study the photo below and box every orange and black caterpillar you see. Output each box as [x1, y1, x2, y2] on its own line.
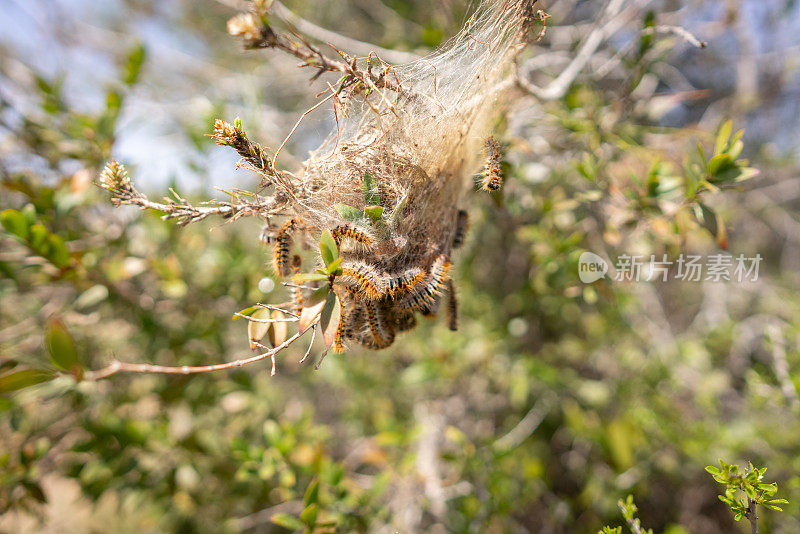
[481, 136, 503, 191]
[387, 267, 426, 298]
[364, 301, 394, 348]
[331, 223, 372, 249]
[452, 210, 469, 249]
[397, 254, 451, 313]
[446, 279, 458, 331]
[339, 262, 388, 300]
[290, 255, 303, 314]
[273, 218, 301, 277]
[392, 311, 417, 333]
[332, 314, 347, 353]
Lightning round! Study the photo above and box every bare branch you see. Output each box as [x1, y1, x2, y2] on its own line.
[518, 0, 629, 101]
[86, 319, 317, 380]
[270, 1, 420, 64]
[645, 24, 707, 49]
[226, 5, 403, 94]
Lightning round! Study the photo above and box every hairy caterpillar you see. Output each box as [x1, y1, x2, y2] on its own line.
[452, 210, 469, 249]
[332, 315, 347, 353]
[387, 267, 426, 298]
[481, 136, 503, 191]
[273, 218, 301, 277]
[364, 301, 394, 348]
[339, 262, 388, 300]
[290, 255, 303, 314]
[397, 254, 451, 313]
[392, 311, 418, 333]
[446, 279, 458, 331]
[331, 223, 372, 250]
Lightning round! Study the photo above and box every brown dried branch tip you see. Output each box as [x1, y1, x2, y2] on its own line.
[94, 0, 535, 377]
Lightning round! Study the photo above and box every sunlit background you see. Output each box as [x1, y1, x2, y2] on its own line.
[2, 0, 800, 532]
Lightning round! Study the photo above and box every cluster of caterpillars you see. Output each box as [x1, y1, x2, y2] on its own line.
[264, 215, 466, 352]
[262, 136, 502, 352]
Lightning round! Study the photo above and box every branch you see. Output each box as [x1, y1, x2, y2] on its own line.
[215, 0, 419, 64]
[270, 1, 420, 64]
[97, 161, 284, 226]
[86, 323, 313, 380]
[745, 497, 759, 534]
[517, 0, 628, 100]
[493, 392, 555, 452]
[645, 24, 707, 48]
[226, 5, 403, 94]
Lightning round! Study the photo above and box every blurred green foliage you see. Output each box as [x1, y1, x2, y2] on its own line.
[1, 2, 799, 533]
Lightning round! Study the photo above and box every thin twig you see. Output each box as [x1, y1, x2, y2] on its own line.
[86, 327, 312, 380]
[493, 392, 555, 451]
[517, 0, 628, 101]
[645, 24, 707, 48]
[270, 1, 420, 64]
[236, 313, 298, 323]
[300, 326, 316, 364]
[273, 92, 337, 167]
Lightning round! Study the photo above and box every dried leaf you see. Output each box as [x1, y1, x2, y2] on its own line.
[248, 308, 272, 350]
[299, 287, 328, 333]
[268, 310, 287, 347]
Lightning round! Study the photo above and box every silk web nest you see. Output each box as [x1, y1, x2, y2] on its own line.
[100, 0, 538, 362]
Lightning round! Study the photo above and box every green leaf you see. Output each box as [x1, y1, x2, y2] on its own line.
[304, 477, 320, 506]
[326, 257, 342, 276]
[292, 273, 329, 283]
[29, 224, 48, 254]
[734, 167, 759, 183]
[363, 173, 380, 205]
[320, 291, 337, 333]
[46, 234, 70, 268]
[106, 90, 122, 115]
[232, 306, 259, 320]
[45, 319, 80, 373]
[364, 205, 383, 222]
[388, 194, 408, 223]
[0, 369, 56, 394]
[21, 204, 36, 225]
[715, 120, 733, 155]
[319, 230, 338, 268]
[270, 512, 305, 531]
[1, 209, 29, 240]
[728, 139, 744, 160]
[334, 203, 364, 221]
[300, 504, 318, 527]
[695, 202, 726, 248]
[321, 293, 342, 348]
[123, 43, 147, 85]
[707, 153, 736, 178]
[309, 286, 330, 305]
